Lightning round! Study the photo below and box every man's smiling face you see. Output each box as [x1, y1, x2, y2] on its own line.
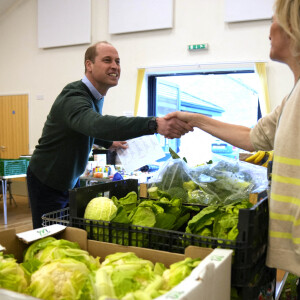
[85, 43, 121, 95]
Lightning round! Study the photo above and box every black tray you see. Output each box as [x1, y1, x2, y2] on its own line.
[42, 179, 269, 286]
[232, 264, 276, 299]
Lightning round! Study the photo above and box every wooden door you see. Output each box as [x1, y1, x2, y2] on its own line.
[0, 94, 29, 159]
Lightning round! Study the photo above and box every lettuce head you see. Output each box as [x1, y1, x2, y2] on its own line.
[0, 253, 28, 293]
[84, 197, 117, 221]
[84, 197, 118, 241]
[22, 238, 100, 274]
[27, 258, 96, 300]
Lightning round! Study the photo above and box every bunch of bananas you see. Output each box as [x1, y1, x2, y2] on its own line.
[245, 150, 273, 167]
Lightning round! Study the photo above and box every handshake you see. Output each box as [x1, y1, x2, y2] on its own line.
[157, 111, 194, 139]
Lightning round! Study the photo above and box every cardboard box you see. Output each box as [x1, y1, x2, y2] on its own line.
[0, 227, 232, 300]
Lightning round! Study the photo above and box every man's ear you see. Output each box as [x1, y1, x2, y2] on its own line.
[85, 60, 93, 72]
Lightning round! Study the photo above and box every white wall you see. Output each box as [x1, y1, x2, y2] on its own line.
[0, 0, 294, 153]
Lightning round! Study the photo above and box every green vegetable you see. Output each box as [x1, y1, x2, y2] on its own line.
[187, 188, 219, 205]
[27, 258, 95, 300]
[101, 252, 156, 299]
[167, 187, 188, 202]
[186, 201, 253, 242]
[151, 156, 264, 206]
[162, 257, 201, 290]
[155, 159, 190, 193]
[121, 290, 153, 300]
[186, 205, 221, 235]
[153, 262, 167, 276]
[187, 159, 257, 205]
[23, 236, 57, 261]
[155, 213, 177, 229]
[95, 266, 116, 299]
[129, 207, 156, 227]
[147, 186, 159, 199]
[84, 197, 117, 221]
[114, 191, 138, 213]
[84, 197, 118, 241]
[182, 180, 198, 191]
[1, 235, 205, 300]
[110, 206, 131, 224]
[96, 251, 200, 300]
[0, 253, 28, 293]
[22, 238, 100, 275]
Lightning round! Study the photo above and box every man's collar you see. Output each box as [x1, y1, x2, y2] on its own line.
[82, 75, 103, 101]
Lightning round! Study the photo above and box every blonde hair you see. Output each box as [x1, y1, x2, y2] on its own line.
[274, 0, 300, 56]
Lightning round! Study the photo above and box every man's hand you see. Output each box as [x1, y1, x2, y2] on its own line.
[109, 141, 128, 151]
[165, 111, 193, 124]
[165, 111, 254, 152]
[156, 116, 193, 139]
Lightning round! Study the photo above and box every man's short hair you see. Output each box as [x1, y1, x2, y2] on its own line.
[84, 41, 111, 72]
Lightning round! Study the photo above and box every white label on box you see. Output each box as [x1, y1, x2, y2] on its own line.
[162, 291, 185, 299]
[0, 244, 5, 251]
[210, 255, 224, 262]
[16, 224, 66, 243]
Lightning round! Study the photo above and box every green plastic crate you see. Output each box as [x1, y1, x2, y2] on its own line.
[19, 156, 31, 169]
[25, 159, 30, 168]
[0, 159, 27, 176]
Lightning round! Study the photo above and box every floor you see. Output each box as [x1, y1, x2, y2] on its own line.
[0, 194, 33, 233]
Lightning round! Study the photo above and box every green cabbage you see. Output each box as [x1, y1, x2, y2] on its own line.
[22, 238, 100, 275]
[84, 197, 117, 221]
[84, 197, 118, 241]
[0, 253, 28, 293]
[23, 237, 58, 261]
[0, 235, 203, 300]
[94, 266, 116, 299]
[96, 252, 158, 299]
[95, 252, 201, 299]
[27, 258, 96, 300]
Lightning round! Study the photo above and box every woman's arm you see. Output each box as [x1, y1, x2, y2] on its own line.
[165, 111, 255, 152]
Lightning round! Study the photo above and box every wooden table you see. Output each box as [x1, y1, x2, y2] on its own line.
[0, 174, 26, 225]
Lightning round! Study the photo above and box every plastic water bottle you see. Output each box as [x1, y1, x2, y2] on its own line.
[139, 165, 159, 172]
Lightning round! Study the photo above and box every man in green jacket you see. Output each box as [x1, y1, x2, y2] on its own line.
[27, 41, 192, 229]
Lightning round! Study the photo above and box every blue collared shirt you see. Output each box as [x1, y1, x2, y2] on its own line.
[82, 75, 104, 114]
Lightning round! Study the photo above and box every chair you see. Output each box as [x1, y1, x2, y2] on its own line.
[0, 179, 17, 206]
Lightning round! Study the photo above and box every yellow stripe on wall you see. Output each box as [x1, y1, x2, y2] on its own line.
[255, 62, 271, 115]
[274, 155, 300, 166]
[270, 230, 300, 244]
[134, 68, 146, 116]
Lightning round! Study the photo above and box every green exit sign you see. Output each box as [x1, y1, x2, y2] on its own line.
[188, 43, 208, 50]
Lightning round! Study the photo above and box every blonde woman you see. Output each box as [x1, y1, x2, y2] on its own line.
[167, 0, 300, 292]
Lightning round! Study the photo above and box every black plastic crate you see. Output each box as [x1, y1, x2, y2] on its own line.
[42, 179, 269, 286]
[232, 265, 276, 300]
[69, 179, 138, 219]
[42, 207, 70, 226]
[42, 207, 265, 286]
[70, 179, 269, 264]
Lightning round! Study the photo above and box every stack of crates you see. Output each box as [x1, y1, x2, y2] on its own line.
[42, 179, 276, 299]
